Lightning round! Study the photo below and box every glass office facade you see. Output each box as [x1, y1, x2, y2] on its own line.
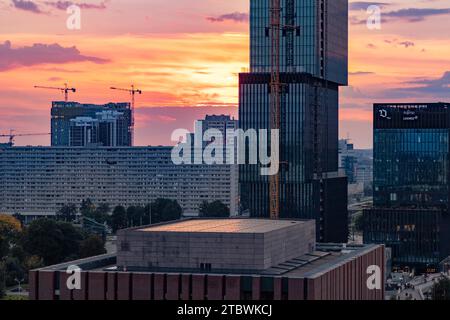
[365, 103, 450, 271]
[239, 0, 348, 243]
[249, 0, 348, 85]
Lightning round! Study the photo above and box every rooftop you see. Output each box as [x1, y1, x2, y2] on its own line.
[138, 218, 307, 234]
[37, 244, 381, 279]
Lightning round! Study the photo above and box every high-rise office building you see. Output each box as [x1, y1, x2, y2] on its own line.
[364, 103, 450, 272]
[51, 102, 132, 147]
[239, 0, 348, 242]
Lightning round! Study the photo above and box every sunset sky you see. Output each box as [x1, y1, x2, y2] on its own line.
[1, 0, 449, 148]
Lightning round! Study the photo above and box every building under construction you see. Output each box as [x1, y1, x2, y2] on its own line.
[51, 101, 133, 147]
[239, 0, 349, 242]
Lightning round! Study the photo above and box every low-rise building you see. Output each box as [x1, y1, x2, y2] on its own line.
[29, 218, 386, 300]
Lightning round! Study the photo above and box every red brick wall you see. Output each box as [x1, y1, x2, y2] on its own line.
[88, 272, 106, 300]
[28, 246, 386, 301]
[117, 272, 131, 300]
[153, 273, 165, 300]
[206, 275, 223, 300]
[132, 273, 152, 300]
[72, 272, 88, 301]
[166, 274, 180, 300]
[28, 270, 38, 300]
[224, 276, 240, 300]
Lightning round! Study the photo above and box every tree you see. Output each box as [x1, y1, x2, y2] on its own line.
[431, 278, 450, 300]
[0, 262, 5, 299]
[79, 235, 106, 258]
[0, 214, 22, 258]
[199, 201, 230, 218]
[22, 219, 83, 266]
[96, 203, 111, 216]
[110, 206, 127, 233]
[1, 256, 25, 287]
[151, 199, 182, 223]
[80, 199, 96, 217]
[354, 213, 365, 232]
[57, 204, 77, 222]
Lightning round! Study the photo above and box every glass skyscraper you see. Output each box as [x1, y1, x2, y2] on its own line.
[365, 103, 450, 272]
[239, 0, 349, 242]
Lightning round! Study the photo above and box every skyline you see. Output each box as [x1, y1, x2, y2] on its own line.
[1, 0, 450, 148]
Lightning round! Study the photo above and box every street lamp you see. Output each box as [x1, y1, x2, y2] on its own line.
[15, 278, 24, 294]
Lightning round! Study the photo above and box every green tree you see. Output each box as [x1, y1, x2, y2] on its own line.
[0, 214, 22, 258]
[151, 199, 182, 223]
[199, 201, 230, 218]
[354, 213, 365, 232]
[22, 219, 83, 266]
[431, 278, 450, 300]
[80, 199, 96, 217]
[96, 203, 111, 216]
[110, 206, 127, 233]
[0, 262, 5, 299]
[79, 235, 106, 258]
[1, 256, 25, 287]
[57, 204, 77, 222]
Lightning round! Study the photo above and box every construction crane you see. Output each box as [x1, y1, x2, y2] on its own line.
[268, 0, 300, 220]
[269, 0, 282, 220]
[110, 85, 142, 145]
[34, 83, 76, 102]
[0, 130, 50, 145]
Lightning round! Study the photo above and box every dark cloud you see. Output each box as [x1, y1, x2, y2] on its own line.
[387, 72, 450, 98]
[349, 2, 390, 11]
[349, 71, 375, 76]
[44, 1, 109, 10]
[398, 41, 415, 48]
[0, 41, 109, 72]
[206, 12, 249, 23]
[384, 39, 416, 48]
[351, 7, 450, 24]
[11, 0, 44, 14]
[384, 8, 450, 22]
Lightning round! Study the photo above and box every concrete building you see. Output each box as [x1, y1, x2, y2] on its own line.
[51, 101, 132, 147]
[0, 146, 238, 219]
[117, 219, 316, 272]
[29, 218, 386, 301]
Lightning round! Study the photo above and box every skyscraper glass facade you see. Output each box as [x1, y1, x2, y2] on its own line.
[239, 0, 348, 242]
[249, 0, 348, 85]
[365, 103, 450, 271]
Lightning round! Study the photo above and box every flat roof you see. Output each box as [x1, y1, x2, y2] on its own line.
[137, 219, 308, 234]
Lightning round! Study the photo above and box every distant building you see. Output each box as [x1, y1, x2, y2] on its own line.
[0, 146, 239, 220]
[29, 218, 385, 301]
[51, 102, 132, 147]
[339, 139, 373, 198]
[364, 103, 450, 272]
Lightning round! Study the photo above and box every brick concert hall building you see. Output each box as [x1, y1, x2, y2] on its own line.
[29, 219, 385, 300]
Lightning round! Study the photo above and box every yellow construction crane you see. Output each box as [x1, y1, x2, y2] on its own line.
[110, 85, 142, 145]
[34, 83, 76, 102]
[0, 130, 50, 145]
[269, 0, 282, 219]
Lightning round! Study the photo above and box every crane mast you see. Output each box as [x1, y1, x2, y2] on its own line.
[34, 83, 76, 102]
[269, 0, 281, 219]
[110, 85, 142, 146]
